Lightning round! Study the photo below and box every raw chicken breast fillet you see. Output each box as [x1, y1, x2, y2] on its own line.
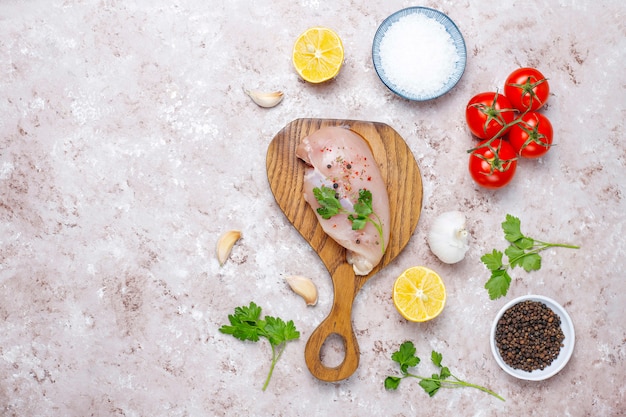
[296, 126, 390, 276]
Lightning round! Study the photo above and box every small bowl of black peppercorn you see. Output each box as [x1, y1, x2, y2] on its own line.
[490, 295, 575, 381]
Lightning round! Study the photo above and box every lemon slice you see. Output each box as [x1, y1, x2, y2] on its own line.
[292, 27, 344, 83]
[393, 266, 446, 322]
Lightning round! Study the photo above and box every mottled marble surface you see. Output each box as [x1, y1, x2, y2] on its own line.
[1, 1, 624, 416]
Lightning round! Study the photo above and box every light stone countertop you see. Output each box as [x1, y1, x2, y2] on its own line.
[1, 1, 624, 416]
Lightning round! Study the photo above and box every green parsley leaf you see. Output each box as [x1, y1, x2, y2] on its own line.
[430, 351, 451, 379]
[391, 341, 420, 373]
[431, 351, 443, 367]
[313, 185, 342, 219]
[219, 301, 264, 342]
[219, 302, 300, 391]
[484, 269, 512, 300]
[234, 301, 263, 322]
[515, 237, 535, 250]
[504, 245, 526, 268]
[353, 189, 373, 217]
[312, 185, 385, 252]
[520, 253, 542, 272]
[419, 379, 441, 397]
[348, 214, 367, 230]
[481, 249, 504, 271]
[263, 315, 299, 346]
[502, 214, 523, 242]
[384, 376, 402, 390]
[385, 343, 505, 401]
[482, 214, 579, 300]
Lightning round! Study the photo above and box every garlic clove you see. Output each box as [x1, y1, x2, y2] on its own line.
[285, 275, 318, 306]
[216, 230, 242, 266]
[427, 211, 470, 264]
[243, 87, 284, 108]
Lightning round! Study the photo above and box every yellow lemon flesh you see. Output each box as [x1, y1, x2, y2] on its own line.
[393, 266, 446, 322]
[292, 27, 344, 83]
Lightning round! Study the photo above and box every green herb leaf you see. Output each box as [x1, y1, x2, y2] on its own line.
[419, 379, 441, 397]
[431, 351, 443, 367]
[353, 189, 373, 217]
[384, 376, 402, 390]
[219, 301, 264, 342]
[483, 214, 579, 300]
[481, 249, 504, 271]
[391, 341, 420, 373]
[313, 185, 342, 219]
[430, 351, 451, 379]
[514, 237, 535, 250]
[219, 302, 300, 391]
[263, 315, 300, 346]
[520, 253, 542, 272]
[385, 342, 505, 401]
[234, 301, 263, 322]
[484, 269, 512, 300]
[502, 214, 523, 242]
[504, 245, 526, 268]
[312, 186, 385, 251]
[348, 214, 367, 230]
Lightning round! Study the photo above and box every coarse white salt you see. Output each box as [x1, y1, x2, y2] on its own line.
[379, 13, 460, 98]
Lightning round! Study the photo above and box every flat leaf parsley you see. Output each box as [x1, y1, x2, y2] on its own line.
[384, 341, 504, 401]
[313, 185, 385, 251]
[219, 302, 300, 391]
[482, 214, 579, 300]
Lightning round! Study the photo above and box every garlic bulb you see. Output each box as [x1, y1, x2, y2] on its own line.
[243, 87, 284, 108]
[427, 211, 470, 264]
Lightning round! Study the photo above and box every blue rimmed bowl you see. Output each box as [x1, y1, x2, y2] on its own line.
[372, 7, 467, 101]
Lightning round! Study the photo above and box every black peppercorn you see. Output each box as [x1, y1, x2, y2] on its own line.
[495, 300, 565, 372]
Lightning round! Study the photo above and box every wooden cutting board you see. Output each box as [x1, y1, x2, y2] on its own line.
[266, 118, 423, 381]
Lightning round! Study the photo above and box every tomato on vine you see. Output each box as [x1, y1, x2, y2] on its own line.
[468, 138, 518, 189]
[508, 112, 553, 158]
[504, 67, 550, 112]
[465, 92, 517, 140]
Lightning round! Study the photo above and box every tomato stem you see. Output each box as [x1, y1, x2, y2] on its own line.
[474, 139, 517, 173]
[466, 105, 532, 154]
[506, 76, 548, 110]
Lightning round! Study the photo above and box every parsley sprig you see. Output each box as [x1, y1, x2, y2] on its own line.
[219, 302, 300, 391]
[313, 185, 385, 252]
[482, 214, 579, 300]
[384, 341, 504, 401]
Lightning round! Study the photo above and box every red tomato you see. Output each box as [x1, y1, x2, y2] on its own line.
[468, 138, 518, 189]
[466, 92, 517, 140]
[508, 112, 553, 158]
[504, 67, 550, 112]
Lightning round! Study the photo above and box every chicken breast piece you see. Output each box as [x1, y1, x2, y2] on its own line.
[296, 126, 390, 275]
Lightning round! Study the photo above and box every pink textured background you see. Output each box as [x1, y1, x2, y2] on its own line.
[1, 1, 624, 416]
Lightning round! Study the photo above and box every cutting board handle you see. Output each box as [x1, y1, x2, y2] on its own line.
[304, 263, 361, 381]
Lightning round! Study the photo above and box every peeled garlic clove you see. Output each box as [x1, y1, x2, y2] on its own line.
[216, 230, 242, 266]
[427, 211, 470, 264]
[243, 87, 284, 108]
[285, 275, 318, 306]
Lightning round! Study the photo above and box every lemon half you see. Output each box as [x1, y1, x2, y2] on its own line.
[292, 27, 344, 83]
[393, 266, 446, 322]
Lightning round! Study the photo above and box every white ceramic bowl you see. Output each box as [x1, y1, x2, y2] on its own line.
[490, 295, 575, 381]
[372, 7, 467, 101]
